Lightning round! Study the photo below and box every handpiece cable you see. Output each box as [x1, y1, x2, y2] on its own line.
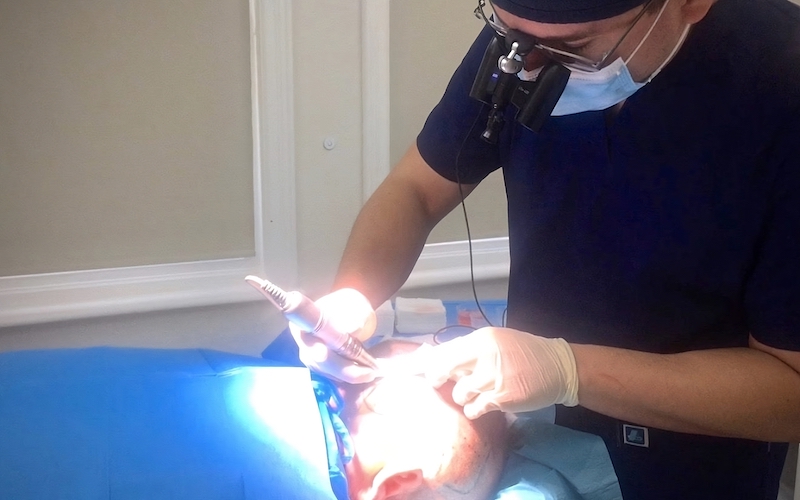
[451, 104, 499, 328]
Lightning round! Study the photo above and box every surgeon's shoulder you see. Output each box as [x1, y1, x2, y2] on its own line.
[744, 0, 800, 73]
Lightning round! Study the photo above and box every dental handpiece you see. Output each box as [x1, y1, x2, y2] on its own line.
[244, 275, 380, 371]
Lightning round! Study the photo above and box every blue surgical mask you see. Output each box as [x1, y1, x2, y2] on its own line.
[519, 0, 689, 116]
[548, 57, 646, 116]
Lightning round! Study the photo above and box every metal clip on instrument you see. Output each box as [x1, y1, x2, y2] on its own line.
[245, 275, 380, 372]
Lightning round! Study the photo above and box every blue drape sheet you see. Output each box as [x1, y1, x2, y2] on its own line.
[0, 345, 622, 500]
[0, 347, 337, 500]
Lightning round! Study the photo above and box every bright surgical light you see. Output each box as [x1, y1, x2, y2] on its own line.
[224, 367, 331, 481]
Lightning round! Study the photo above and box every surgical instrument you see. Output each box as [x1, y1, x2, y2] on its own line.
[245, 275, 380, 372]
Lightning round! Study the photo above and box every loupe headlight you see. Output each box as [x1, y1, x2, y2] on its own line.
[469, 29, 570, 142]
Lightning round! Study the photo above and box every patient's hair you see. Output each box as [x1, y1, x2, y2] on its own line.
[424, 382, 508, 500]
[344, 340, 508, 500]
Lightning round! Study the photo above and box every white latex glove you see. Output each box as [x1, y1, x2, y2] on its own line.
[388, 327, 579, 419]
[288, 288, 378, 384]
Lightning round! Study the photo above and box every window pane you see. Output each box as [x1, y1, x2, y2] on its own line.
[0, 0, 254, 276]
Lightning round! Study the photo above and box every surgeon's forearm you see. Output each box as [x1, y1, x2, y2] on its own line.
[571, 340, 800, 442]
[333, 144, 470, 306]
[334, 187, 431, 305]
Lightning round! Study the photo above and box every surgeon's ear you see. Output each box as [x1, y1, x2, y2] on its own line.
[368, 468, 423, 500]
[679, 0, 716, 25]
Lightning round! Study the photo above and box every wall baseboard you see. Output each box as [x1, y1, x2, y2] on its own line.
[402, 237, 510, 290]
[0, 258, 262, 328]
[0, 238, 509, 328]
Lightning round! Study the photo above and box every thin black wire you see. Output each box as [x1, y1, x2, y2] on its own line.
[452, 104, 496, 328]
[433, 324, 477, 345]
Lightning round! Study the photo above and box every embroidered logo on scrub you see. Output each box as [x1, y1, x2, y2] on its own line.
[623, 424, 650, 447]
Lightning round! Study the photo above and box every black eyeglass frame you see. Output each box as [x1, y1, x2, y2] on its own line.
[474, 0, 656, 72]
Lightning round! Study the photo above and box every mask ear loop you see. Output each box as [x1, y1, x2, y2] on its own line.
[624, 0, 673, 67]
[645, 23, 690, 83]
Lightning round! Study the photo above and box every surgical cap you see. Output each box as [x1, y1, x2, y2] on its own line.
[491, 0, 650, 23]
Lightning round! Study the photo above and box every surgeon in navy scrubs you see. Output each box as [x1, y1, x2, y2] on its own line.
[289, 0, 800, 498]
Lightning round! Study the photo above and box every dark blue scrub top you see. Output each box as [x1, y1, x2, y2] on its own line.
[417, 0, 800, 498]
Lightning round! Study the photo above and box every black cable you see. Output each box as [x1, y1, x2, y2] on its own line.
[451, 104, 498, 328]
[433, 324, 477, 345]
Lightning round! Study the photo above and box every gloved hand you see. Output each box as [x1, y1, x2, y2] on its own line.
[388, 327, 579, 419]
[289, 288, 378, 384]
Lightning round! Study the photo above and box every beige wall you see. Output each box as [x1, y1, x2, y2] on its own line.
[292, 0, 366, 294]
[0, 0, 254, 277]
[390, 0, 509, 244]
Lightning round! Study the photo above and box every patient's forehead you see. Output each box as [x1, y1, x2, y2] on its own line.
[336, 339, 423, 396]
[360, 374, 444, 415]
[369, 338, 420, 358]
[338, 340, 454, 414]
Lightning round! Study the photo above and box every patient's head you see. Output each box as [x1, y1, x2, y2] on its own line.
[338, 340, 508, 500]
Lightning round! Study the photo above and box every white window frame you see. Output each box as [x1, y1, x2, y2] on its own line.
[0, 0, 297, 327]
[0, 0, 509, 328]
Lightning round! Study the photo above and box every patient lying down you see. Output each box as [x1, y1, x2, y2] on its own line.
[339, 340, 509, 500]
[0, 339, 617, 500]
